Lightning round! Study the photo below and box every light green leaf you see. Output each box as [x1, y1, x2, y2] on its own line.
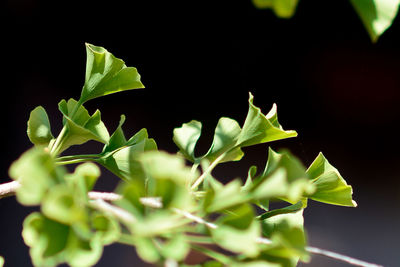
[307, 153, 357, 207]
[250, 148, 315, 204]
[80, 43, 144, 104]
[173, 120, 202, 162]
[41, 184, 87, 225]
[204, 179, 249, 213]
[139, 151, 195, 209]
[237, 93, 297, 148]
[91, 213, 121, 245]
[135, 237, 160, 263]
[98, 117, 156, 181]
[212, 220, 261, 257]
[350, 0, 400, 42]
[160, 234, 190, 261]
[9, 147, 64, 205]
[204, 117, 243, 163]
[23, 213, 103, 267]
[27, 106, 54, 146]
[253, 0, 299, 18]
[58, 99, 110, 153]
[173, 118, 243, 164]
[67, 163, 101, 194]
[261, 209, 308, 264]
[0, 256, 4, 267]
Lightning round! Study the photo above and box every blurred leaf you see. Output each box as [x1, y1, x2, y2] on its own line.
[253, 0, 299, 18]
[307, 153, 357, 207]
[58, 99, 110, 153]
[204, 179, 249, 213]
[258, 201, 304, 220]
[212, 220, 261, 257]
[237, 93, 297, 148]
[261, 209, 308, 264]
[80, 43, 144, 104]
[135, 237, 160, 263]
[0, 256, 4, 267]
[91, 213, 120, 245]
[350, 0, 400, 42]
[23, 213, 103, 267]
[66, 163, 101, 195]
[9, 147, 64, 205]
[41, 184, 87, 225]
[27, 106, 54, 146]
[160, 234, 190, 261]
[132, 211, 186, 237]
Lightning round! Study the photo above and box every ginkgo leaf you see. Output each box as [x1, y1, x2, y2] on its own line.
[79, 43, 144, 104]
[58, 99, 110, 153]
[173, 118, 243, 164]
[307, 153, 357, 207]
[27, 106, 54, 146]
[9, 147, 64, 205]
[350, 0, 400, 42]
[236, 93, 297, 148]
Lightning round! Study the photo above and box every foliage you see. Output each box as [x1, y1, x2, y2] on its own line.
[253, 0, 400, 42]
[6, 44, 357, 267]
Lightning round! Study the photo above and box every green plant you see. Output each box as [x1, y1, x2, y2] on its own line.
[0, 43, 380, 267]
[253, 0, 400, 42]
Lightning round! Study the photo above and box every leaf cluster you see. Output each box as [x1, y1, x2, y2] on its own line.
[8, 44, 356, 267]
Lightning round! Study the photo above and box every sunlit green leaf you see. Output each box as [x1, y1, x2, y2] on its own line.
[80, 43, 144, 104]
[253, 0, 299, 18]
[307, 153, 357, 207]
[27, 106, 54, 146]
[250, 148, 315, 204]
[350, 0, 400, 42]
[173, 120, 202, 162]
[58, 99, 110, 153]
[237, 93, 297, 148]
[98, 118, 156, 181]
[9, 147, 64, 205]
[173, 118, 243, 164]
[0, 256, 4, 267]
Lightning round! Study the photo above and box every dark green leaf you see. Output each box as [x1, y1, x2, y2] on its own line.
[237, 93, 297, 148]
[350, 0, 399, 42]
[80, 43, 144, 104]
[27, 106, 54, 146]
[91, 213, 120, 245]
[307, 153, 357, 207]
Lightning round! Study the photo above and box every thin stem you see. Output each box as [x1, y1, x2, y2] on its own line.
[56, 158, 94, 165]
[50, 126, 68, 155]
[57, 154, 101, 161]
[191, 153, 226, 190]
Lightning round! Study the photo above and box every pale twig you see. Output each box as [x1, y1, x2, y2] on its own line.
[0, 180, 384, 267]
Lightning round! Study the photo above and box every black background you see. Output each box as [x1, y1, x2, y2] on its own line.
[1, 0, 400, 266]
